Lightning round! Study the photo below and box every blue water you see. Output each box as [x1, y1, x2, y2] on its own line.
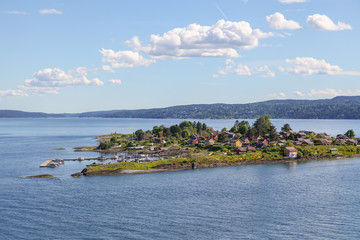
[1, 118, 360, 239]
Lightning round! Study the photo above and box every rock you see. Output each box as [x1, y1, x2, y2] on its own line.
[21, 174, 53, 179]
[71, 172, 83, 178]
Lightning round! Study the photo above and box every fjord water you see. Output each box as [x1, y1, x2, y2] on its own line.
[1, 118, 360, 239]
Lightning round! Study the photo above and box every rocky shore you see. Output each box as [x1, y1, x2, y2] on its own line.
[75, 154, 360, 177]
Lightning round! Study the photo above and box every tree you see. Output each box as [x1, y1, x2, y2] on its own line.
[217, 133, 227, 142]
[165, 128, 171, 138]
[196, 122, 202, 134]
[345, 129, 355, 138]
[181, 129, 190, 138]
[110, 136, 117, 143]
[230, 125, 238, 133]
[179, 121, 192, 129]
[170, 125, 181, 138]
[221, 127, 227, 132]
[252, 115, 273, 136]
[135, 129, 145, 141]
[269, 125, 279, 141]
[288, 132, 296, 141]
[238, 121, 250, 135]
[152, 126, 161, 136]
[202, 123, 207, 131]
[281, 123, 292, 132]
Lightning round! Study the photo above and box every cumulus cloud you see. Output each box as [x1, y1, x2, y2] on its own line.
[294, 90, 305, 96]
[127, 19, 273, 59]
[39, 9, 62, 15]
[263, 92, 286, 99]
[278, 0, 308, 3]
[0, 90, 28, 97]
[18, 68, 104, 94]
[280, 57, 360, 76]
[7, 10, 27, 15]
[69, 67, 88, 76]
[308, 89, 360, 97]
[108, 79, 122, 85]
[217, 59, 275, 78]
[266, 12, 302, 30]
[306, 14, 352, 31]
[100, 49, 155, 71]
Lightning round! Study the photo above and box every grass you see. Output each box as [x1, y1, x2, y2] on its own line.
[86, 145, 360, 173]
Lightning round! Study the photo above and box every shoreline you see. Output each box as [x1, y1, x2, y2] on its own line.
[77, 154, 360, 177]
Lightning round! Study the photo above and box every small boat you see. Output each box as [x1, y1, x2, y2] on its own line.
[98, 155, 107, 161]
[78, 157, 85, 161]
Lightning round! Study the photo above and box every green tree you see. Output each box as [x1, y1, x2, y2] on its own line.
[230, 125, 238, 133]
[110, 136, 117, 143]
[269, 125, 279, 141]
[238, 121, 250, 135]
[345, 129, 355, 138]
[202, 123, 207, 131]
[221, 127, 228, 132]
[252, 115, 273, 136]
[181, 129, 190, 138]
[170, 125, 181, 137]
[217, 133, 227, 142]
[196, 122, 202, 134]
[281, 123, 292, 132]
[152, 126, 161, 136]
[135, 129, 145, 141]
[180, 121, 192, 129]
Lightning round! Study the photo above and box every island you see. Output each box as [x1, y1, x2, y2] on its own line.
[73, 115, 360, 177]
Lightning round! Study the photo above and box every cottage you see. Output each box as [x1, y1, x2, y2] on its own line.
[205, 139, 215, 146]
[317, 139, 331, 145]
[284, 147, 298, 159]
[336, 134, 348, 139]
[296, 132, 306, 139]
[231, 139, 242, 147]
[316, 133, 331, 140]
[301, 139, 314, 146]
[346, 139, 357, 145]
[240, 137, 250, 143]
[234, 147, 247, 154]
[329, 148, 338, 154]
[334, 138, 346, 144]
[189, 139, 199, 145]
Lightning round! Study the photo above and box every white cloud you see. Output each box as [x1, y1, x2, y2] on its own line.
[39, 9, 62, 15]
[263, 92, 287, 99]
[0, 90, 28, 97]
[108, 79, 122, 85]
[217, 59, 275, 78]
[294, 91, 305, 96]
[69, 67, 88, 76]
[127, 19, 273, 59]
[100, 49, 155, 71]
[278, 0, 308, 3]
[19, 68, 104, 94]
[266, 12, 302, 30]
[233, 64, 251, 76]
[6, 10, 27, 15]
[308, 89, 360, 97]
[256, 65, 275, 78]
[280, 57, 360, 76]
[306, 14, 352, 31]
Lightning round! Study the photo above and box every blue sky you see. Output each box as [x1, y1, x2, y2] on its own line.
[0, 0, 359, 113]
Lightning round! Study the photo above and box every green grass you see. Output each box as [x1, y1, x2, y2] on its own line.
[86, 145, 359, 172]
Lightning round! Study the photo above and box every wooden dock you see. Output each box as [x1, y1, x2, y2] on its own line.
[40, 160, 52, 167]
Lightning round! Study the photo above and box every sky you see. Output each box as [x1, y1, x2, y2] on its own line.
[0, 0, 359, 113]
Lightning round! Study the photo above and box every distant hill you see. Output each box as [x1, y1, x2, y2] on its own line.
[0, 110, 67, 118]
[1, 96, 360, 119]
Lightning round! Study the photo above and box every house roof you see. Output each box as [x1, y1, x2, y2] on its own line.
[285, 147, 298, 152]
